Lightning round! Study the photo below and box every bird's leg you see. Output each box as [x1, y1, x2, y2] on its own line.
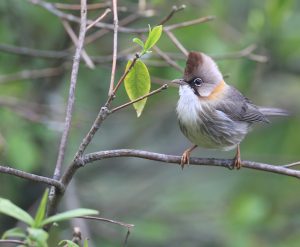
[232, 144, 242, 170]
[180, 145, 198, 169]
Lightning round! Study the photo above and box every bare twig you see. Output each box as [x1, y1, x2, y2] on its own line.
[82, 149, 300, 180]
[212, 44, 268, 63]
[153, 46, 184, 72]
[53, 2, 110, 11]
[164, 15, 215, 31]
[108, 0, 119, 96]
[123, 229, 131, 247]
[0, 66, 65, 84]
[283, 161, 300, 168]
[0, 43, 69, 58]
[165, 30, 188, 57]
[53, 0, 87, 180]
[78, 216, 134, 229]
[86, 8, 111, 30]
[159, 5, 186, 25]
[62, 20, 95, 69]
[0, 165, 64, 190]
[110, 84, 168, 113]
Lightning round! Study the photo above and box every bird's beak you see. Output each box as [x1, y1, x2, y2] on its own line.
[171, 79, 187, 86]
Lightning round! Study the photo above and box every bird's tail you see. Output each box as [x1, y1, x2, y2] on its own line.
[259, 107, 289, 117]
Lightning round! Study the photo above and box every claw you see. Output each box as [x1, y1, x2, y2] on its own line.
[180, 145, 197, 170]
[232, 144, 242, 170]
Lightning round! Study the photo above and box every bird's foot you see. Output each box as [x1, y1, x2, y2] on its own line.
[231, 145, 242, 170]
[180, 150, 191, 170]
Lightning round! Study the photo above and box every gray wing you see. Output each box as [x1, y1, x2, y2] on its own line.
[216, 86, 269, 123]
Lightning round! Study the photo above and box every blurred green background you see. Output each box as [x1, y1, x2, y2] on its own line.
[0, 0, 300, 246]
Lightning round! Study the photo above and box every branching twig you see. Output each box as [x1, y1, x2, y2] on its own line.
[86, 8, 111, 30]
[0, 165, 64, 190]
[159, 5, 186, 25]
[108, 0, 119, 96]
[81, 149, 300, 179]
[53, 0, 87, 180]
[110, 84, 168, 113]
[62, 20, 95, 69]
[28, 0, 215, 34]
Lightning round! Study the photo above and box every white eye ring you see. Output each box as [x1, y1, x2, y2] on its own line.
[193, 78, 203, 86]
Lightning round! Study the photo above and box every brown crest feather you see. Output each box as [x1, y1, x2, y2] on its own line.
[184, 52, 203, 79]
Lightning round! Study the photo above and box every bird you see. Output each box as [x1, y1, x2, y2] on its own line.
[172, 51, 288, 170]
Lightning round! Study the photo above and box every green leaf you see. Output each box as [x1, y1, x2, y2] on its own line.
[144, 25, 162, 51]
[83, 239, 89, 247]
[0, 198, 34, 225]
[59, 240, 80, 247]
[27, 228, 48, 247]
[2, 227, 27, 239]
[33, 189, 49, 228]
[124, 60, 151, 117]
[132, 37, 144, 48]
[41, 208, 98, 226]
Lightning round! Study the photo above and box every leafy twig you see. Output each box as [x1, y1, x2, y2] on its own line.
[110, 84, 168, 113]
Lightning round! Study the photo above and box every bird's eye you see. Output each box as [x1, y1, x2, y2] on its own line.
[193, 78, 203, 86]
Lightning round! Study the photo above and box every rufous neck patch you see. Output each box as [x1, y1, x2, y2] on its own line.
[202, 80, 226, 100]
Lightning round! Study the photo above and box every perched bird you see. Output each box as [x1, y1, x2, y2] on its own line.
[173, 51, 288, 169]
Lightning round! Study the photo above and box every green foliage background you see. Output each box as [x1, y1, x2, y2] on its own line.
[0, 0, 300, 246]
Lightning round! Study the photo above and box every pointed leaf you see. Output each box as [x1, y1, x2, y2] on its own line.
[0, 198, 34, 225]
[41, 208, 98, 226]
[59, 240, 80, 247]
[2, 227, 27, 240]
[27, 228, 48, 247]
[124, 60, 151, 117]
[144, 25, 162, 51]
[83, 239, 89, 247]
[132, 38, 144, 48]
[33, 189, 49, 228]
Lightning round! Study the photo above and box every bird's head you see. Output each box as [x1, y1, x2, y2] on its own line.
[172, 52, 224, 97]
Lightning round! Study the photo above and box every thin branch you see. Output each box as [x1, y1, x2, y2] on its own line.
[78, 216, 134, 229]
[110, 84, 168, 113]
[153, 46, 184, 72]
[123, 229, 131, 247]
[110, 53, 140, 99]
[164, 15, 215, 31]
[283, 161, 300, 168]
[0, 66, 65, 84]
[86, 8, 111, 30]
[0, 43, 70, 59]
[53, 2, 110, 11]
[62, 20, 95, 69]
[108, 0, 119, 96]
[54, 0, 87, 180]
[212, 44, 268, 63]
[0, 239, 27, 245]
[165, 30, 188, 57]
[159, 5, 186, 25]
[82, 149, 300, 180]
[0, 165, 64, 190]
